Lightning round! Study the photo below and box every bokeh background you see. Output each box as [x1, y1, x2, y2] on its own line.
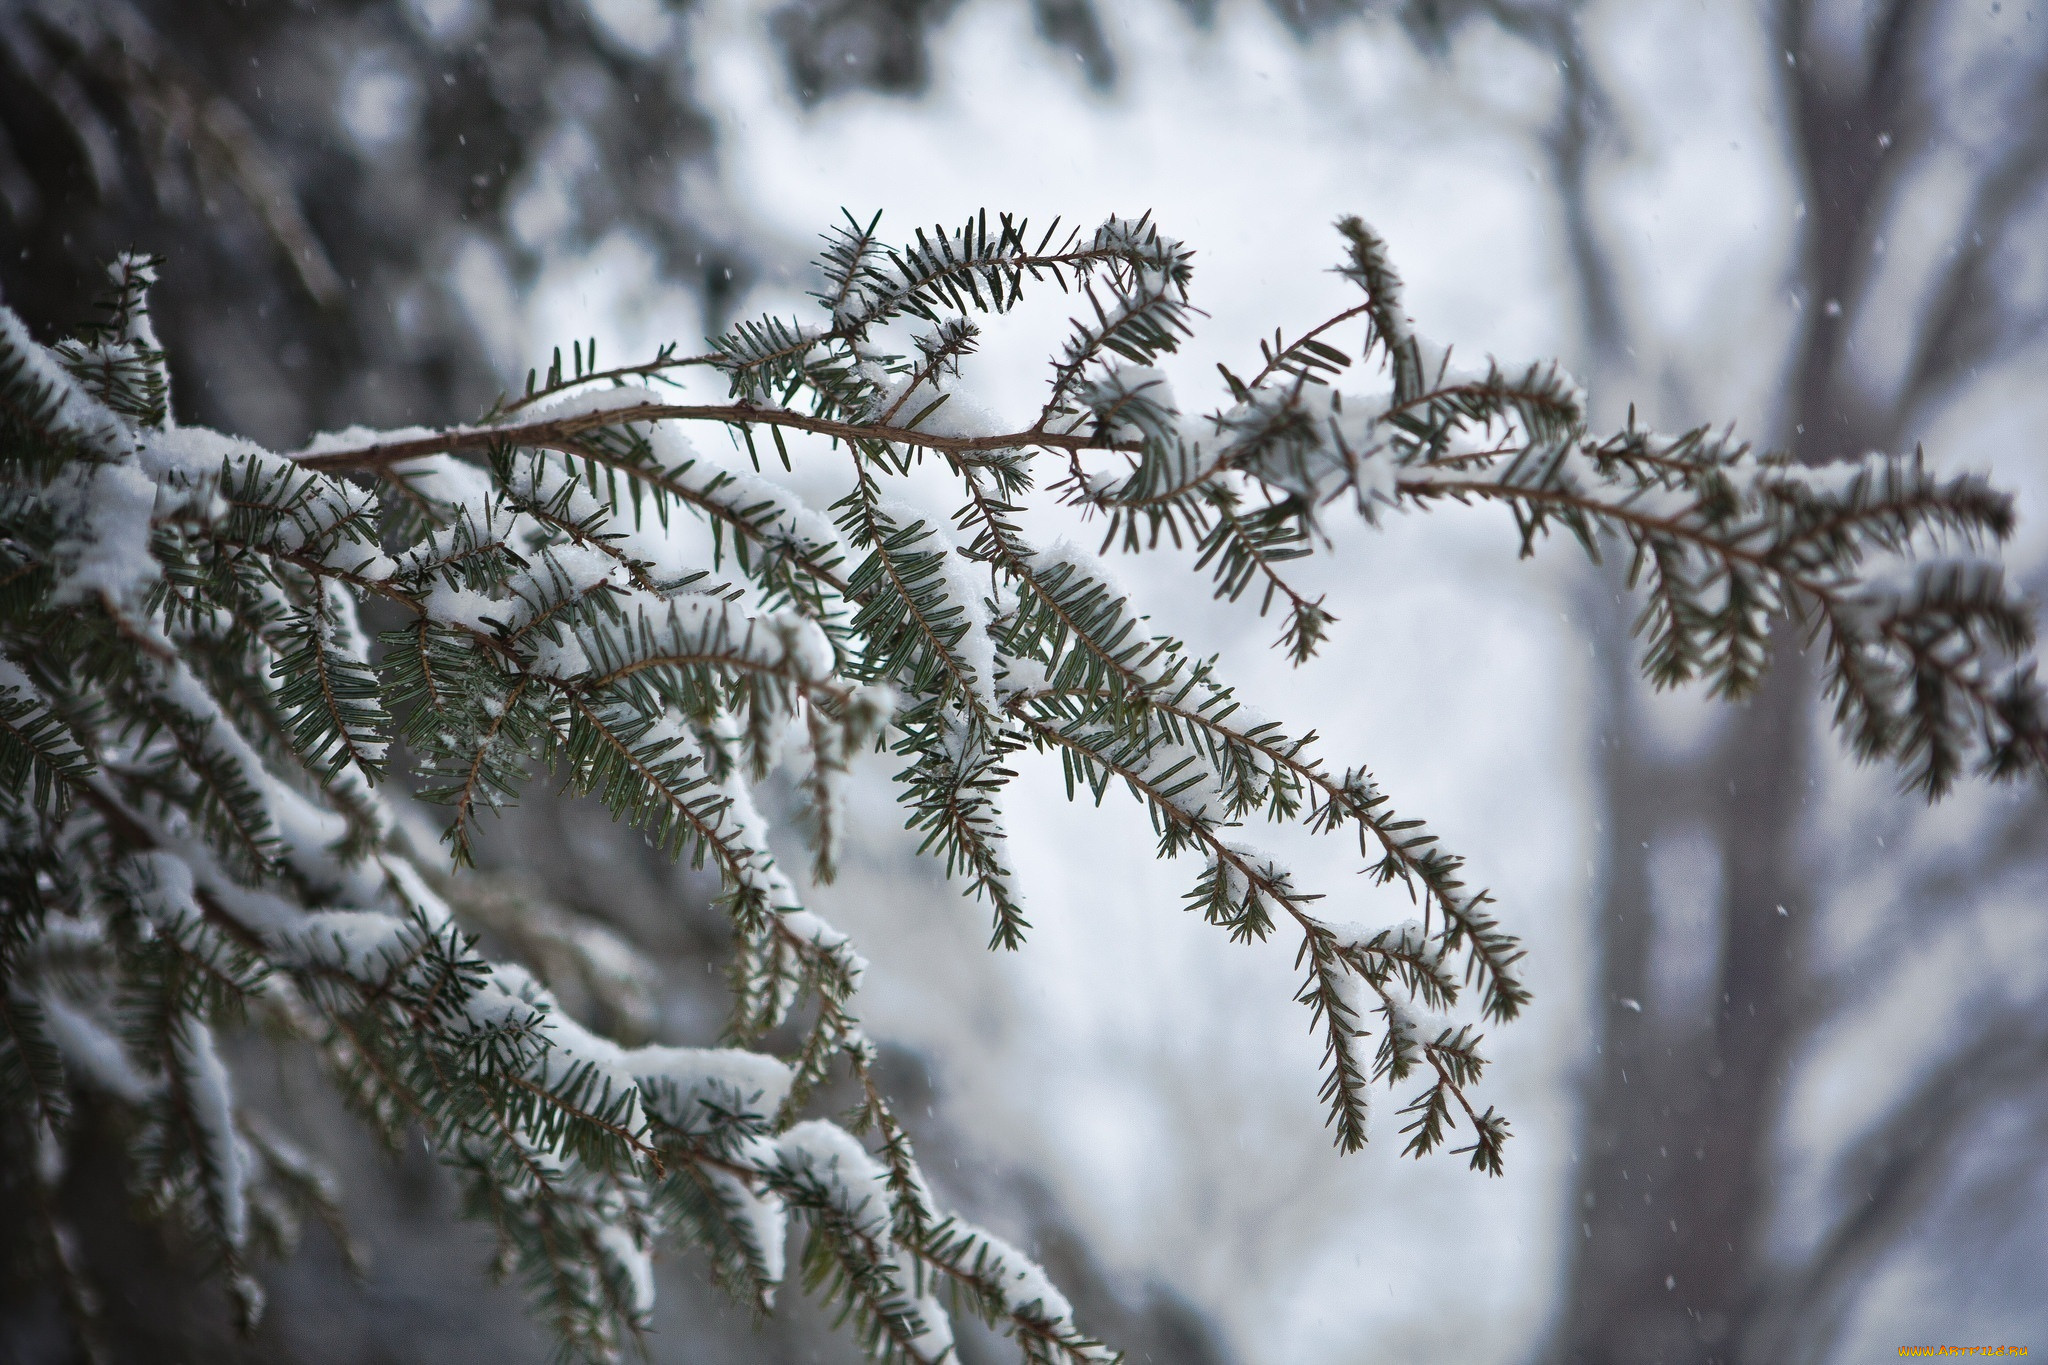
[3, 2, 2045, 1362]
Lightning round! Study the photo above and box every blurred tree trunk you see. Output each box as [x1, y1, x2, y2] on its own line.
[1540, 1, 2048, 1361]
[1553, 627, 1814, 1364]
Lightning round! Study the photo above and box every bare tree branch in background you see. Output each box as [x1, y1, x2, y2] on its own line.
[1529, 1, 2048, 1361]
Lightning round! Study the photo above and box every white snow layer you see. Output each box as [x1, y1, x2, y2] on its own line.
[36, 991, 159, 1103]
[173, 1017, 251, 1249]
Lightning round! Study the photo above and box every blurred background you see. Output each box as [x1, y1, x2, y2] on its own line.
[2, 1, 2046, 1362]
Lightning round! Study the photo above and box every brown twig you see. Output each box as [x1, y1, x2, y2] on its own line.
[293, 403, 1122, 474]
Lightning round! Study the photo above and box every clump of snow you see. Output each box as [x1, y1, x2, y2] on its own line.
[703, 1165, 789, 1294]
[137, 426, 237, 519]
[1090, 215, 1184, 270]
[290, 423, 441, 460]
[593, 1223, 656, 1319]
[947, 1220, 1075, 1324]
[631, 1045, 793, 1132]
[1328, 918, 1433, 959]
[47, 462, 160, 607]
[773, 1119, 893, 1241]
[777, 908, 867, 985]
[278, 911, 416, 979]
[36, 992, 158, 1103]
[896, 1280, 955, 1361]
[1030, 536, 1129, 604]
[1074, 364, 1179, 447]
[461, 963, 650, 1141]
[116, 851, 205, 931]
[425, 581, 518, 633]
[1215, 384, 1399, 522]
[525, 382, 668, 423]
[868, 370, 1005, 440]
[0, 306, 130, 457]
[173, 1017, 251, 1250]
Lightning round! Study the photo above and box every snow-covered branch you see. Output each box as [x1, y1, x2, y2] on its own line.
[4, 211, 2038, 1365]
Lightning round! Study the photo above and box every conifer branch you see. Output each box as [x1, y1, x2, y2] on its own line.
[5, 209, 2036, 1364]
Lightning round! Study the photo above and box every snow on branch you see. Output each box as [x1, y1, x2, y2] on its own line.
[2, 210, 2040, 1364]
